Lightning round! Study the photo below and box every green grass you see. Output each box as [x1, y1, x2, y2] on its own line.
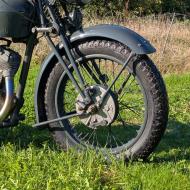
[0, 65, 190, 190]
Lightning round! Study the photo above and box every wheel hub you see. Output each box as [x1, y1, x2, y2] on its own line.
[76, 85, 118, 129]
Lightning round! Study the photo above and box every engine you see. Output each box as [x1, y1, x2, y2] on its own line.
[0, 46, 21, 77]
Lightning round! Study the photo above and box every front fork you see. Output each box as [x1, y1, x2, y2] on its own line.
[45, 3, 92, 105]
[34, 1, 138, 128]
[46, 3, 137, 108]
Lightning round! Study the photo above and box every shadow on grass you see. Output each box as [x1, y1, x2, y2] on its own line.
[0, 122, 57, 151]
[0, 119, 190, 162]
[152, 119, 190, 162]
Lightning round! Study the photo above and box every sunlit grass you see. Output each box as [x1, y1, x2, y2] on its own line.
[0, 63, 189, 189]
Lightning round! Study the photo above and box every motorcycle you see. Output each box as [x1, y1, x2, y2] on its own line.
[0, 0, 168, 161]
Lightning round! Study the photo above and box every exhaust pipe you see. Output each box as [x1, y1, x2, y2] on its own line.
[0, 46, 21, 122]
[0, 77, 14, 122]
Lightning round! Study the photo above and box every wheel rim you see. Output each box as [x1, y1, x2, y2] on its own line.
[55, 55, 148, 154]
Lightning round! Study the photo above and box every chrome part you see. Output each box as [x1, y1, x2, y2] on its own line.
[0, 46, 21, 122]
[76, 85, 117, 129]
[32, 27, 54, 33]
[0, 77, 14, 122]
[33, 112, 82, 128]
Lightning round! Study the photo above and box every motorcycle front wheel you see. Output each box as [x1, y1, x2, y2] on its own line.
[44, 39, 168, 160]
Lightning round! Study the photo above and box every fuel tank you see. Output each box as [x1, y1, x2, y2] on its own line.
[0, 0, 36, 39]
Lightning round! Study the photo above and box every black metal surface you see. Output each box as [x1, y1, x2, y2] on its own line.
[0, 0, 36, 38]
[46, 35, 86, 99]
[46, 4, 86, 89]
[10, 34, 37, 123]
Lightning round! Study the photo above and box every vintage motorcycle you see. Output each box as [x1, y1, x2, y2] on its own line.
[0, 0, 168, 160]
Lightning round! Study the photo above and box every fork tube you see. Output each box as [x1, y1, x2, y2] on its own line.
[46, 4, 86, 89]
[46, 35, 86, 99]
[37, 0, 45, 27]
[59, 34, 86, 87]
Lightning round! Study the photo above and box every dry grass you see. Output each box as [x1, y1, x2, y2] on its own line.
[13, 15, 190, 74]
[84, 15, 190, 74]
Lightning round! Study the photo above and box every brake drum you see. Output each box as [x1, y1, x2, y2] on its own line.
[76, 85, 118, 129]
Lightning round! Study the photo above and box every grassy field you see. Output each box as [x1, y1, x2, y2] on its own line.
[0, 63, 189, 189]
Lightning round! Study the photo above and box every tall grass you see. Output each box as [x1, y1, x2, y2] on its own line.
[84, 14, 190, 74]
[15, 14, 188, 74]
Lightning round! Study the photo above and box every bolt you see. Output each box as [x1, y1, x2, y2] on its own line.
[138, 43, 142, 47]
[105, 105, 110, 112]
[93, 118, 98, 123]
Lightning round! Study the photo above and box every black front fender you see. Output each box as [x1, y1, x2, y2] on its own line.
[34, 24, 156, 124]
[71, 24, 156, 55]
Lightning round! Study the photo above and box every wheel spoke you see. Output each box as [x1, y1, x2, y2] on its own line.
[120, 103, 142, 116]
[108, 125, 124, 147]
[118, 77, 136, 102]
[92, 130, 98, 146]
[117, 73, 132, 95]
[92, 59, 107, 84]
[81, 63, 97, 85]
[57, 56, 147, 151]
[79, 64, 88, 84]
[118, 113, 141, 129]
[80, 132, 90, 141]
[86, 128, 96, 143]
[105, 128, 112, 148]
[112, 61, 116, 91]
